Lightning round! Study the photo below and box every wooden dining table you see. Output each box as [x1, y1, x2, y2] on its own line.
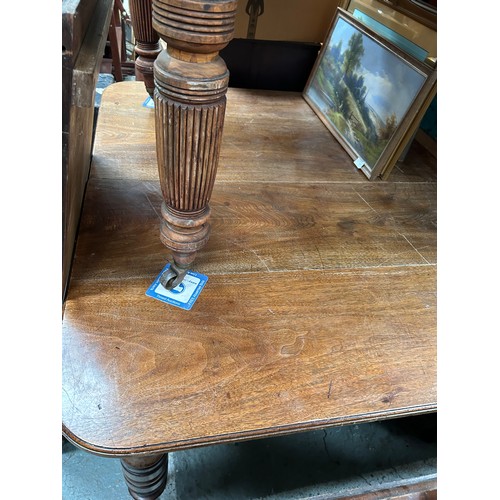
[62, 80, 436, 498]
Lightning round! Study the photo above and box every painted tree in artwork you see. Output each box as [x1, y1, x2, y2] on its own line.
[378, 113, 398, 141]
[342, 33, 364, 79]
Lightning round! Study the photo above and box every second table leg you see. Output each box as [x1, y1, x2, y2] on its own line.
[120, 453, 168, 499]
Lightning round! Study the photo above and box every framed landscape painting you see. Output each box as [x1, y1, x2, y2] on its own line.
[303, 8, 437, 179]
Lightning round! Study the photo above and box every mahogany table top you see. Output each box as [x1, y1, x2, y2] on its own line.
[62, 81, 436, 457]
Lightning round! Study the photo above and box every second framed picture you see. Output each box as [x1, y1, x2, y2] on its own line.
[303, 8, 436, 180]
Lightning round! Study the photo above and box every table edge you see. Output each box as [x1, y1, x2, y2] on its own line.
[62, 403, 437, 457]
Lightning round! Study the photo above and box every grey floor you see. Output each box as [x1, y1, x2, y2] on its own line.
[62, 413, 436, 499]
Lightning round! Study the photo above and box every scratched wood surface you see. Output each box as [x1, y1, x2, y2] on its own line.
[63, 82, 436, 456]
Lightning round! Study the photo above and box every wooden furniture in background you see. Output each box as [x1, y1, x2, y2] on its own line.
[109, 0, 126, 81]
[129, 0, 162, 96]
[151, 0, 239, 288]
[245, 0, 264, 39]
[62, 0, 114, 299]
[62, 81, 437, 498]
[100, 0, 135, 80]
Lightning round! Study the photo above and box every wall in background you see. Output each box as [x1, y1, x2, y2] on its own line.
[233, 0, 340, 43]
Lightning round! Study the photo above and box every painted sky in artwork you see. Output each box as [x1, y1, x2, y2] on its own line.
[327, 17, 425, 122]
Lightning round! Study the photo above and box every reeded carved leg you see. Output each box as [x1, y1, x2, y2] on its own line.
[152, 0, 239, 288]
[129, 0, 162, 96]
[120, 453, 168, 500]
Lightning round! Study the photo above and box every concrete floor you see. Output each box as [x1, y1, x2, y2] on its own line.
[62, 413, 436, 499]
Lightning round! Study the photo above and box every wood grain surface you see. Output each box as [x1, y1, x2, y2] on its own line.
[62, 82, 436, 456]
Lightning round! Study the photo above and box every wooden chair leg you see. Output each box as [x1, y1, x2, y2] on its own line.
[152, 0, 239, 288]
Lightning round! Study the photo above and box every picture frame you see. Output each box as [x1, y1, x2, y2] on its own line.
[340, 0, 437, 33]
[339, 0, 437, 65]
[303, 8, 437, 180]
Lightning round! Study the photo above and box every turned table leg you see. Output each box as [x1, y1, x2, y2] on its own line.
[120, 453, 168, 499]
[129, 0, 162, 96]
[152, 0, 239, 288]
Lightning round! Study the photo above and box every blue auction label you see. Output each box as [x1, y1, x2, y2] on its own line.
[142, 96, 154, 108]
[145, 263, 208, 310]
